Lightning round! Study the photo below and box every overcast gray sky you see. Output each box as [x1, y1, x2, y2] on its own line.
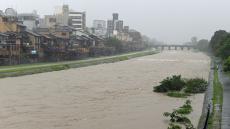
[1, 0, 230, 43]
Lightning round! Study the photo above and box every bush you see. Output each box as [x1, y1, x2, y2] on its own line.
[224, 56, 230, 72]
[168, 123, 182, 129]
[185, 78, 208, 93]
[177, 100, 193, 115]
[154, 75, 186, 93]
[164, 100, 195, 129]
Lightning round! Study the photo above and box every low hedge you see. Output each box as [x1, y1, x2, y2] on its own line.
[154, 75, 186, 93]
[184, 78, 208, 93]
[153, 75, 208, 97]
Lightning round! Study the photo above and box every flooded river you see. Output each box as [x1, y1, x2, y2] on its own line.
[0, 50, 210, 129]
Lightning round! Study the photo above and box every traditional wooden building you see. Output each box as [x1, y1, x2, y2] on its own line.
[0, 32, 21, 65]
[0, 13, 26, 65]
[35, 25, 75, 61]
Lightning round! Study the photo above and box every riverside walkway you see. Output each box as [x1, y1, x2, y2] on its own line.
[218, 66, 230, 129]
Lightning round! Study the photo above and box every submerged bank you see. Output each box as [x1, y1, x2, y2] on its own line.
[0, 50, 157, 78]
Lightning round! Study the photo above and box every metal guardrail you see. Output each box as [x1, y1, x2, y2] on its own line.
[203, 104, 211, 129]
[198, 60, 214, 129]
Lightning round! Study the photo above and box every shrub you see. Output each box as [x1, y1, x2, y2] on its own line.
[168, 123, 182, 129]
[164, 100, 195, 129]
[177, 100, 193, 115]
[224, 56, 230, 72]
[185, 78, 208, 93]
[154, 75, 186, 93]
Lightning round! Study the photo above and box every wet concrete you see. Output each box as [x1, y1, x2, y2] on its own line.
[219, 65, 230, 129]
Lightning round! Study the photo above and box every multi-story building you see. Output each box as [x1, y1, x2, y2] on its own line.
[124, 26, 129, 33]
[114, 20, 123, 32]
[18, 11, 39, 30]
[69, 11, 86, 30]
[107, 13, 124, 37]
[107, 20, 114, 37]
[93, 20, 106, 36]
[54, 5, 69, 26]
[39, 5, 86, 31]
[0, 10, 26, 33]
[43, 15, 57, 28]
[93, 20, 106, 29]
[0, 9, 25, 65]
[113, 13, 119, 22]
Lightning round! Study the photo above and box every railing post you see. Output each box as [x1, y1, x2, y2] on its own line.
[203, 104, 211, 129]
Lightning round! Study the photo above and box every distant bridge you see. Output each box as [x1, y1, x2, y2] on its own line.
[153, 45, 195, 50]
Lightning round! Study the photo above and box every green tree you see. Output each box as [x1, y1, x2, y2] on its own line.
[224, 56, 230, 72]
[104, 38, 123, 53]
[196, 39, 210, 52]
[210, 30, 228, 54]
[191, 37, 198, 45]
[216, 35, 230, 59]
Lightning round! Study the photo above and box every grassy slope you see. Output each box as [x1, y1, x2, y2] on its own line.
[208, 66, 223, 129]
[0, 50, 157, 78]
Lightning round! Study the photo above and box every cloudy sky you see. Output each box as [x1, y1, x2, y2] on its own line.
[1, 0, 230, 43]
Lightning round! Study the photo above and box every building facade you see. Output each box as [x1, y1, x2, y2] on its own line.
[107, 20, 114, 37]
[93, 20, 106, 36]
[43, 15, 57, 28]
[114, 20, 123, 32]
[54, 5, 69, 26]
[113, 13, 119, 22]
[123, 26, 129, 33]
[69, 11, 86, 30]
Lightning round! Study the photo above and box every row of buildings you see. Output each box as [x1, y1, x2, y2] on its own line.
[0, 5, 145, 65]
[16, 5, 86, 31]
[0, 7, 103, 65]
[91, 13, 141, 43]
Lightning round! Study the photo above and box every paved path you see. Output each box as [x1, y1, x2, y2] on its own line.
[218, 65, 230, 129]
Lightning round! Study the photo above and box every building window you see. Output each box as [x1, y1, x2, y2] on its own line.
[74, 25, 82, 28]
[70, 16, 82, 19]
[72, 21, 82, 24]
[49, 18, 56, 22]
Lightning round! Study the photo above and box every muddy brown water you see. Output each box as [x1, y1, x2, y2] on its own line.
[0, 50, 210, 129]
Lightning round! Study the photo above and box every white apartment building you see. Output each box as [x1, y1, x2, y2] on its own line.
[69, 11, 86, 30]
[93, 20, 106, 36]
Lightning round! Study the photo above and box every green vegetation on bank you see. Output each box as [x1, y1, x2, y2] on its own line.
[208, 66, 223, 129]
[153, 75, 208, 98]
[164, 100, 195, 129]
[0, 50, 157, 78]
[213, 67, 223, 108]
[184, 78, 208, 93]
[167, 92, 190, 98]
[210, 30, 230, 71]
[154, 75, 186, 93]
